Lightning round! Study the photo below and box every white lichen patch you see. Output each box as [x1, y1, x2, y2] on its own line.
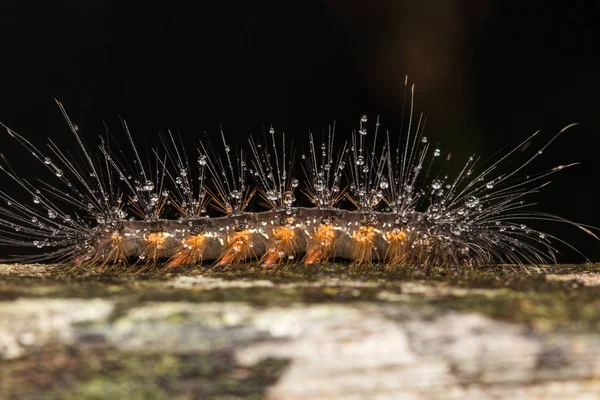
[376, 282, 508, 302]
[546, 273, 600, 286]
[0, 298, 114, 360]
[0, 263, 53, 276]
[167, 275, 382, 291]
[168, 275, 275, 290]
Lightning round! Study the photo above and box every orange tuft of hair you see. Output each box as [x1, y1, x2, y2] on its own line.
[384, 227, 408, 266]
[216, 230, 255, 266]
[261, 225, 297, 267]
[305, 223, 336, 264]
[165, 233, 206, 269]
[351, 225, 378, 266]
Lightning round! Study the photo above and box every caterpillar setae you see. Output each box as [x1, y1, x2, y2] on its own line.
[0, 81, 596, 271]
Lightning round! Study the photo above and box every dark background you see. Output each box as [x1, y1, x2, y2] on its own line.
[0, 0, 599, 261]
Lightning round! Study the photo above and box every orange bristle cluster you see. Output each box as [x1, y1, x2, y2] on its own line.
[260, 222, 297, 267]
[216, 230, 255, 266]
[304, 223, 336, 264]
[138, 231, 169, 269]
[351, 225, 378, 266]
[384, 228, 408, 266]
[166, 233, 207, 269]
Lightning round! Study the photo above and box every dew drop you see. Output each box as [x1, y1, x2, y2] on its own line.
[465, 196, 479, 208]
[431, 179, 442, 190]
[142, 180, 155, 191]
[266, 190, 278, 201]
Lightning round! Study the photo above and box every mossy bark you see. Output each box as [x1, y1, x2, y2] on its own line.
[2, 263, 600, 399]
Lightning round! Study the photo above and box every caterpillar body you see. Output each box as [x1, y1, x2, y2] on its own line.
[0, 83, 595, 271]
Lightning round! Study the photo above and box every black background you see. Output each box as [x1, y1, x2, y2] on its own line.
[1, 0, 599, 261]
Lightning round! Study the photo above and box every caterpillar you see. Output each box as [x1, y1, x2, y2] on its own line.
[0, 82, 596, 271]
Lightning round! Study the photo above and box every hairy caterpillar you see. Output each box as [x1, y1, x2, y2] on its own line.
[0, 82, 596, 271]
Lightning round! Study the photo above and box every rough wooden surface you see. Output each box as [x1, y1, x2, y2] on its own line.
[2, 263, 600, 399]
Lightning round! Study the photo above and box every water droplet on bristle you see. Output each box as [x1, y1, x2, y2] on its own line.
[142, 180, 155, 191]
[465, 196, 479, 208]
